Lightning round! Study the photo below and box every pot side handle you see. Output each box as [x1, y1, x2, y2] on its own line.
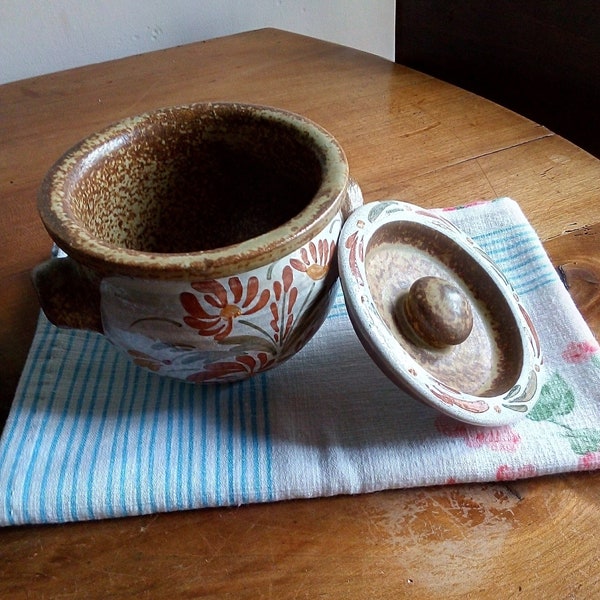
[32, 255, 103, 333]
[341, 177, 364, 220]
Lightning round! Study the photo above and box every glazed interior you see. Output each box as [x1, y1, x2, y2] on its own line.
[365, 221, 524, 397]
[63, 106, 324, 253]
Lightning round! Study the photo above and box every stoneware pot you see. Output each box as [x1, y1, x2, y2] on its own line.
[33, 102, 361, 383]
[338, 200, 543, 427]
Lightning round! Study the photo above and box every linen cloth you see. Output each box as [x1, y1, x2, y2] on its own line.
[1, 197, 599, 526]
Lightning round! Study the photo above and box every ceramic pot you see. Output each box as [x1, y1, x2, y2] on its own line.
[33, 103, 362, 383]
[338, 201, 543, 426]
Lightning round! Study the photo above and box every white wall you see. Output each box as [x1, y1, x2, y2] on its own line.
[0, 0, 395, 84]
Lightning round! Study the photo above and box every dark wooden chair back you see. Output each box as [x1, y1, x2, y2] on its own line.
[395, 1, 600, 157]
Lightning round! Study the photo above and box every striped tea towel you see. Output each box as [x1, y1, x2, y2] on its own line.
[1, 197, 599, 526]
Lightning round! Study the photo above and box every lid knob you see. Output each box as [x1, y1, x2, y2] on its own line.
[397, 276, 473, 348]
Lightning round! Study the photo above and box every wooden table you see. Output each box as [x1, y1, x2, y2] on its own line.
[1, 29, 599, 598]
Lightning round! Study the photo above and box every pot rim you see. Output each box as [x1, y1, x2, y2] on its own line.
[38, 102, 349, 280]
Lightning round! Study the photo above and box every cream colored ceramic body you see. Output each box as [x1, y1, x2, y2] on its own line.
[100, 215, 344, 382]
[33, 103, 360, 382]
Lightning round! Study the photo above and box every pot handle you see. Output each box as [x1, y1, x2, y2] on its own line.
[32, 253, 103, 333]
[341, 177, 364, 220]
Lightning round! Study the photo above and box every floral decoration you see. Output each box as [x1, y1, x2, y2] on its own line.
[290, 240, 336, 281]
[527, 353, 600, 458]
[186, 352, 275, 384]
[344, 227, 365, 287]
[435, 416, 522, 452]
[180, 276, 270, 341]
[339, 200, 544, 426]
[160, 231, 340, 382]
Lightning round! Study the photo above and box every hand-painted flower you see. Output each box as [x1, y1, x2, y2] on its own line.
[187, 352, 274, 383]
[344, 229, 365, 286]
[181, 276, 270, 341]
[290, 239, 336, 280]
[270, 265, 297, 343]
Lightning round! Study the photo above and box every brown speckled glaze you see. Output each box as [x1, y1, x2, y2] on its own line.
[338, 201, 543, 427]
[34, 103, 360, 383]
[366, 229, 521, 397]
[399, 276, 474, 348]
[38, 103, 349, 280]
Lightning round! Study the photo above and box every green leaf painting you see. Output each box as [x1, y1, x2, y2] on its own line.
[527, 371, 600, 456]
[561, 429, 600, 456]
[527, 373, 574, 422]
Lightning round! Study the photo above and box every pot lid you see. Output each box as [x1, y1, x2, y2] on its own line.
[338, 201, 543, 426]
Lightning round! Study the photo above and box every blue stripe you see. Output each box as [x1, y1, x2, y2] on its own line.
[86, 349, 121, 519]
[494, 250, 548, 273]
[496, 256, 553, 280]
[175, 382, 186, 510]
[227, 384, 235, 504]
[260, 373, 274, 501]
[474, 227, 534, 246]
[134, 373, 153, 514]
[163, 377, 176, 511]
[146, 377, 166, 513]
[53, 334, 99, 522]
[490, 252, 556, 296]
[1, 319, 59, 525]
[105, 360, 133, 518]
[250, 378, 261, 501]
[486, 246, 547, 271]
[117, 364, 142, 516]
[472, 223, 531, 246]
[70, 339, 110, 521]
[214, 385, 222, 505]
[22, 330, 80, 523]
[199, 383, 208, 506]
[515, 273, 558, 296]
[186, 382, 196, 509]
[468, 227, 557, 297]
[485, 240, 545, 265]
[239, 381, 249, 503]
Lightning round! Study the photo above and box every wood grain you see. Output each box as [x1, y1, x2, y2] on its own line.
[395, 0, 600, 158]
[1, 473, 599, 599]
[546, 224, 600, 335]
[1, 28, 599, 599]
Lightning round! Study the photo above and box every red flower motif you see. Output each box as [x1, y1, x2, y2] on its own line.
[290, 239, 336, 280]
[562, 340, 599, 364]
[345, 228, 365, 286]
[577, 452, 600, 470]
[435, 416, 521, 451]
[181, 276, 270, 341]
[429, 387, 489, 414]
[270, 265, 298, 343]
[187, 352, 274, 383]
[496, 464, 537, 481]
